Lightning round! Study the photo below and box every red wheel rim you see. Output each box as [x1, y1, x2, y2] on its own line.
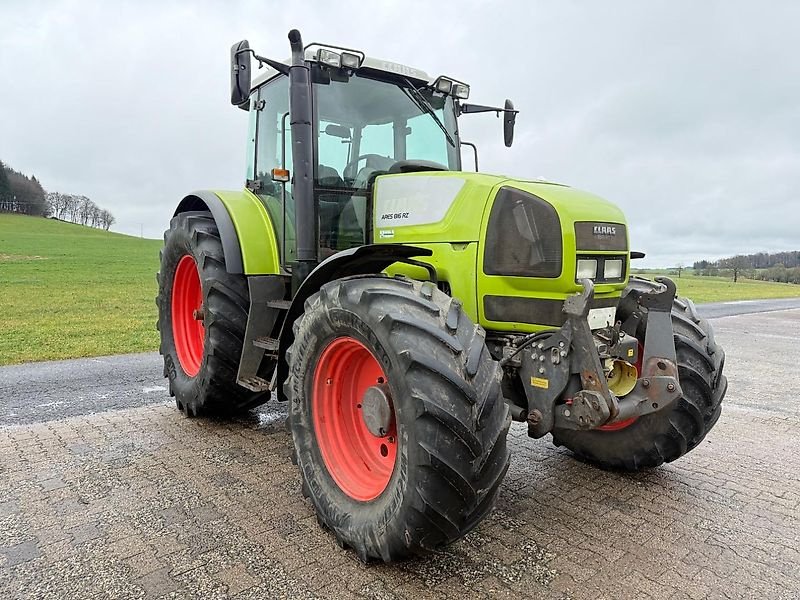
[312, 337, 397, 502]
[597, 342, 644, 431]
[171, 255, 204, 377]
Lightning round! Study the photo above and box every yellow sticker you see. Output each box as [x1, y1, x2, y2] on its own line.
[531, 377, 549, 389]
[627, 348, 634, 357]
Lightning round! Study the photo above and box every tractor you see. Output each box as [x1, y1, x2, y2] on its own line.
[156, 29, 727, 562]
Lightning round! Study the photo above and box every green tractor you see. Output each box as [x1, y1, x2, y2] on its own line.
[157, 29, 727, 562]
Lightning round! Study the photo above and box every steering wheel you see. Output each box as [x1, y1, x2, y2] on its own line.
[343, 153, 387, 181]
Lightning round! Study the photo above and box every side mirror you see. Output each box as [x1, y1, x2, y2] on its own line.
[230, 40, 252, 107]
[503, 99, 516, 147]
[324, 124, 351, 139]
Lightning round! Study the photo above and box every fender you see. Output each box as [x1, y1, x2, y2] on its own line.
[274, 243, 433, 400]
[174, 189, 281, 275]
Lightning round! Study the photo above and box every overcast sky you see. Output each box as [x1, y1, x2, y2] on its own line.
[1, 0, 797, 267]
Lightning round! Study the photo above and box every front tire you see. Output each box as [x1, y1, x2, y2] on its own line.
[286, 276, 511, 562]
[157, 211, 267, 416]
[553, 277, 727, 471]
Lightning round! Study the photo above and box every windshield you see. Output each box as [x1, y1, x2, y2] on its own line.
[314, 74, 460, 190]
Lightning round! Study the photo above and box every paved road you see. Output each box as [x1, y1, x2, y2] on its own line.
[694, 296, 800, 319]
[2, 296, 798, 427]
[1, 307, 798, 599]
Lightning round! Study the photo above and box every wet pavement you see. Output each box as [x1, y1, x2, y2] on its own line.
[2, 296, 797, 427]
[1, 308, 799, 598]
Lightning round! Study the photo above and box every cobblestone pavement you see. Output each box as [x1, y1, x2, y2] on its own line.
[1, 310, 799, 599]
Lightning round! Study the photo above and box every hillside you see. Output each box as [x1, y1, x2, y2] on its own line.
[0, 214, 162, 365]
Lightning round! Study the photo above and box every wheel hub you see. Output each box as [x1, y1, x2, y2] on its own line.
[171, 254, 205, 377]
[361, 384, 393, 438]
[312, 336, 398, 502]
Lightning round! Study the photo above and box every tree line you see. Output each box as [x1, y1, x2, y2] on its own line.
[0, 160, 115, 230]
[693, 251, 800, 284]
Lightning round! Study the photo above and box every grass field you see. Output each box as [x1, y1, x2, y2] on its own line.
[2, 213, 799, 365]
[632, 271, 800, 303]
[0, 214, 161, 365]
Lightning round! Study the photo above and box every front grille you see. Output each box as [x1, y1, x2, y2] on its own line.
[483, 187, 562, 278]
[574, 222, 627, 251]
[484, 295, 619, 327]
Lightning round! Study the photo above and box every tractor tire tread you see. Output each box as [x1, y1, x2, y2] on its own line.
[157, 211, 268, 417]
[286, 275, 510, 562]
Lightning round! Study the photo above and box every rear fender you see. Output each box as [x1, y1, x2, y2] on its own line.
[174, 190, 281, 275]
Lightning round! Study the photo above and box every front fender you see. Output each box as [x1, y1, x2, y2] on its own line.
[275, 244, 433, 400]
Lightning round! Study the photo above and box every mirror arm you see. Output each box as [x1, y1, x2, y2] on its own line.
[235, 48, 290, 76]
[459, 102, 519, 116]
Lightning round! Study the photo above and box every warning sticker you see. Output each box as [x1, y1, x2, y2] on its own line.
[531, 377, 549, 389]
[379, 229, 395, 239]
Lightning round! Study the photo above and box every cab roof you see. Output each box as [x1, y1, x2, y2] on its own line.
[250, 48, 434, 91]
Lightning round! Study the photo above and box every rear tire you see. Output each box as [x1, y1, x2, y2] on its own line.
[286, 276, 511, 562]
[552, 277, 727, 471]
[157, 211, 267, 416]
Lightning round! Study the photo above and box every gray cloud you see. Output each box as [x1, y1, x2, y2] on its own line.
[1, 0, 797, 267]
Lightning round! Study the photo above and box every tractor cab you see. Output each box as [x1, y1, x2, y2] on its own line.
[234, 41, 513, 264]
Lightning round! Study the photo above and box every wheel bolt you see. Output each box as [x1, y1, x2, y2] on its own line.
[192, 307, 204, 320]
[667, 383, 676, 392]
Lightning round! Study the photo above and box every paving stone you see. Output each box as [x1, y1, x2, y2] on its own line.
[0, 312, 799, 598]
[0, 539, 40, 567]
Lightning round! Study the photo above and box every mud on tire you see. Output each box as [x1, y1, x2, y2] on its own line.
[552, 277, 727, 471]
[157, 210, 267, 416]
[286, 276, 511, 562]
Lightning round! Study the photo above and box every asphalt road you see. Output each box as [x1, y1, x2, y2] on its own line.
[1, 296, 799, 426]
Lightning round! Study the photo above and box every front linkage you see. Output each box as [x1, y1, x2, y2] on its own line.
[517, 277, 682, 438]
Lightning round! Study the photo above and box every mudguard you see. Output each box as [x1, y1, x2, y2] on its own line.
[275, 244, 433, 400]
[174, 190, 281, 275]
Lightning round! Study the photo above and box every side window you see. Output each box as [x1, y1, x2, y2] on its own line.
[255, 78, 291, 185]
[254, 77, 295, 264]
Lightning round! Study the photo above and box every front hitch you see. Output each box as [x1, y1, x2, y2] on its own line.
[520, 278, 682, 438]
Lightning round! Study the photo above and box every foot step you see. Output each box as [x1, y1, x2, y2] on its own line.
[253, 336, 279, 351]
[266, 299, 292, 310]
[237, 376, 271, 392]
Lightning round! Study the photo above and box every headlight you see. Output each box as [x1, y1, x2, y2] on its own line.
[452, 83, 470, 99]
[576, 259, 597, 279]
[340, 51, 362, 69]
[316, 48, 341, 68]
[604, 258, 623, 279]
[435, 77, 453, 93]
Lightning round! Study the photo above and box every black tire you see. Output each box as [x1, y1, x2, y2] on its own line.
[552, 277, 727, 471]
[286, 276, 511, 562]
[157, 210, 267, 416]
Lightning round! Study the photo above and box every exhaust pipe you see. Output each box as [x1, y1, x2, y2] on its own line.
[287, 29, 317, 291]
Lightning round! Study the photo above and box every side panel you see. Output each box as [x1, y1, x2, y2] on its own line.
[385, 242, 479, 323]
[176, 189, 282, 275]
[372, 171, 508, 244]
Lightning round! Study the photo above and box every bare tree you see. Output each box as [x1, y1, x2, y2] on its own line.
[720, 255, 749, 283]
[100, 209, 115, 231]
